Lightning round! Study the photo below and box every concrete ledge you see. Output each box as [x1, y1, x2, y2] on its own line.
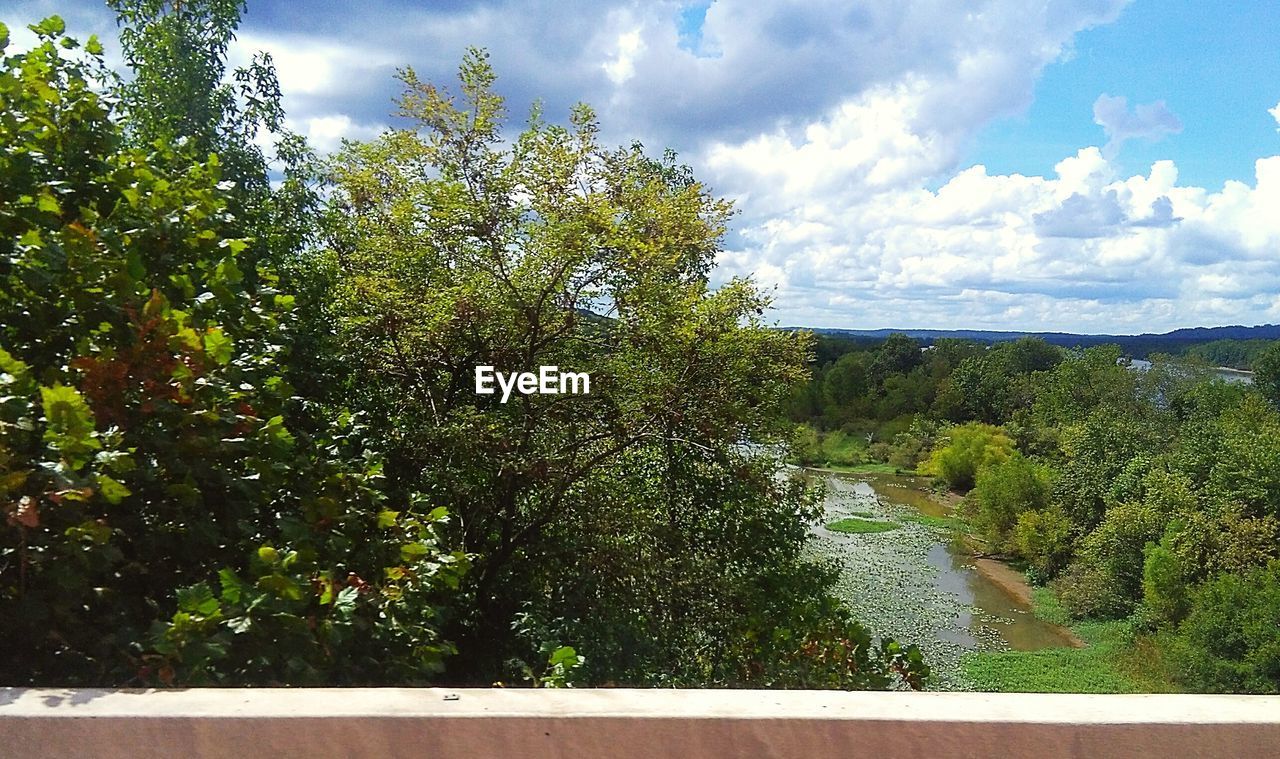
[3, 688, 1279, 758]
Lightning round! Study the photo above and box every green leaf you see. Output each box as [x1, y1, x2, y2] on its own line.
[335, 586, 358, 613]
[203, 327, 233, 365]
[30, 16, 66, 37]
[258, 574, 303, 601]
[97, 474, 131, 505]
[177, 583, 221, 617]
[218, 568, 244, 604]
[400, 542, 430, 562]
[85, 34, 102, 56]
[0, 22, 9, 50]
[40, 383, 100, 469]
[214, 257, 244, 285]
[0, 346, 34, 394]
[377, 510, 400, 528]
[36, 192, 61, 215]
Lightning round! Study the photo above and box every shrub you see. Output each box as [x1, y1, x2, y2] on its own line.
[971, 454, 1053, 552]
[923, 422, 1014, 491]
[1071, 501, 1168, 616]
[1014, 507, 1073, 579]
[1141, 534, 1189, 625]
[1052, 563, 1130, 621]
[1167, 561, 1280, 693]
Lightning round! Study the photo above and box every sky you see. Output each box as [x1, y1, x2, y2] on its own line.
[3, 0, 1280, 333]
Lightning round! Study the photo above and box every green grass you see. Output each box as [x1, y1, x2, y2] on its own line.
[819, 431, 869, 467]
[817, 462, 919, 475]
[826, 516, 900, 534]
[962, 587, 1180, 693]
[900, 513, 964, 530]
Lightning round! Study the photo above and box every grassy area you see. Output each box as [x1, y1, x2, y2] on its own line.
[900, 512, 964, 530]
[815, 462, 920, 475]
[826, 516, 900, 534]
[962, 587, 1180, 693]
[819, 430, 869, 467]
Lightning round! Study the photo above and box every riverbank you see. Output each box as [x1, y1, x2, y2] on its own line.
[807, 470, 1085, 689]
[962, 588, 1179, 693]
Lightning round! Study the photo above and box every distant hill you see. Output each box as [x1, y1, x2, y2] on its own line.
[784, 324, 1280, 361]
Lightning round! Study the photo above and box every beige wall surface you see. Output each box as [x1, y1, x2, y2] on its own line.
[2, 688, 1279, 759]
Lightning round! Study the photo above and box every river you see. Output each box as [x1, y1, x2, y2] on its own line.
[807, 469, 1078, 689]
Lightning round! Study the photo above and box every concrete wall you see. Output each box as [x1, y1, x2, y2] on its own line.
[3, 688, 1279, 758]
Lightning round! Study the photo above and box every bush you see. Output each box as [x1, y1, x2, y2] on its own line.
[1071, 501, 1167, 616]
[971, 454, 1053, 552]
[792, 424, 823, 466]
[1052, 563, 1130, 621]
[923, 422, 1014, 491]
[1014, 507, 1073, 579]
[0, 23, 464, 686]
[1167, 561, 1280, 693]
[1141, 534, 1189, 625]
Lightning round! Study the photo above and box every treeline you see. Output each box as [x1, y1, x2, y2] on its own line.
[789, 332, 1280, 693]
[0, 9, 927, 689]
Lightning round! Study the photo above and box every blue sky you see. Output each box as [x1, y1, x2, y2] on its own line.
[968, 0, 1280, 191]
[3, 0, 1279, 333]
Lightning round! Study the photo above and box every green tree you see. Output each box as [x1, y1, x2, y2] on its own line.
[1013, 506, 1073, 579]
[1253, 342, 1280, 406]
[971, 454, 1053, 552]
[923, 422, 1014, 491]
[319, 50, 924, 688]
[0, 21, 463, 687]
[1168, 561, 1280, 693]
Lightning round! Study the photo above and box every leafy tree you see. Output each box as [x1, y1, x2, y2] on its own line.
[319, 50, 924, 688]
[1252, 341, 1280, 406]
[867, 332, 921, 385]
[0, 21, 462, 686]
[923, 422, 1014, 491]
[1013, 507, 1073, 579]
[970, 454, 1053, 552]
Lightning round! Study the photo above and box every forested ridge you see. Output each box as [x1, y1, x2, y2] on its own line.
[789, 332, 1280, 693]
[0, 6, 929, 689]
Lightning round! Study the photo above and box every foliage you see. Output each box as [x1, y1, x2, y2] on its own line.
[969, 453, 1053, 552]
[0, 19, 462, 686]
[922, 422, 1014, 491]
[1253, 341, 1280, 406]
[1060, 501, 1168, 619]
[791, 424, 823, 466]
[1166, 561, 1280, 693]
[826, 517, 900, 534]
[1141, 534, 1189, 625]
[317, 49, 923, 689]
[1013, 507, 1073, 579]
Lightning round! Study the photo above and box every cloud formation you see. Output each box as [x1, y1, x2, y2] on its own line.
[4, 0, 1279, 333]
[1092, 94, 1183, 159]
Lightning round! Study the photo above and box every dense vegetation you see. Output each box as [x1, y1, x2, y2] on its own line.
[789, 331, 1280, 693]
[0, 8, 931, 689]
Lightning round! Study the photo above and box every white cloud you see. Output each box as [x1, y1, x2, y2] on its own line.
[1270, 100, 1280, 130]
[288, 114, 386, 153]
[602, 28, 645, 86]
[1092, 94, 1182, 158]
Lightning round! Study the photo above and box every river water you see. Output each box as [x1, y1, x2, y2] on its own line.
[808, 470, 1077, 689]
